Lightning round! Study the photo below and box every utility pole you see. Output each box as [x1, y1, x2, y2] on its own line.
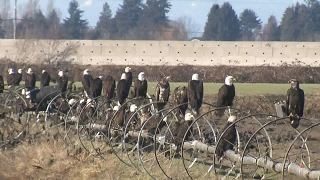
[13, 0, 17, 39]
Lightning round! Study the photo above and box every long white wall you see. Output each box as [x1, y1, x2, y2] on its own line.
[1, 39, 320, 66]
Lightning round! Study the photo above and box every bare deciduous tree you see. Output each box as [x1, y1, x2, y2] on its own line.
[175, 15, 201, 40]
[0, 0, 12, 38]
[15, 39, 79, 68]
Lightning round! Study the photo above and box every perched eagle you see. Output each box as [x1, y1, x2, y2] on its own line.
[155, 76, 171, 112]
[24, 68, 36, 91]
[15, 69, 23, 86]
[113, 105, 126, 128]
[216, 116, 237, 162]
[90, 76, 103, 99]
[216, 76, 236, 117]
[82, 69, 93, 98]
[173, 112, 194, 147]
[103, 75, 116, 109]
[286, 79, 304, 128]
[173, 86, 188, 117]
[124, 67, 132, 97]
[187, 73, 204, 115]
[40, 70, 51, 87]
[135, 113, 167, 135]
[7, 68, 16, 87]
[0, 75, 4, 94]
[117, 73, 128, 105]
[134, 72, 148, 98]
[57, 70, 68, 94]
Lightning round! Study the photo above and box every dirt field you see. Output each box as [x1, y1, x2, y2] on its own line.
[0, 94, 319, 180]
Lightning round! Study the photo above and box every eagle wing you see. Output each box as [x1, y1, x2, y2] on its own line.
[197, 80, 204, 102]
[117, 80, 127, 103]
[217, 85, 227, 107]
[187, 80, 195, 103]
[164, 83, 170, 102]
[82, 75, 92, 94]
[286, 88, 290, 116]
[143, 80, 148, 95]
[299, 89, 304, 117]
[133, 79, 139, 98]
[155, 83, 160, 101]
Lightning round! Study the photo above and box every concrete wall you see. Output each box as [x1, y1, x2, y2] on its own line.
[1, 39, 320, 66]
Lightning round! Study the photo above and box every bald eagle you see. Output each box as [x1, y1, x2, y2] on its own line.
[155, 76, 171, 112]
[173, 112, 194, 147]
[90, 77, 103, 99]
[113, 105, 126, 128]
[216, 76, 236, 116]
[57, 70, 68, 94]
[0, 75, 4, 94]
[15, 69, 23, 86]
[7, 68, 16, 88]
[40, 70, 51, 87]
[135, 113, 167, 135]
[124, 67, 132, 97]
[174, 86, 188, 117]
[24, 68, 36, 91]
[82, 69, 93, 98]
[286, 79, 304, 128]
[187, 73, 204, 115]
[134, 72, 148, 98]
[117, 73, 128, 105]
[216, 116, 237, 162]
[103, 75, 116, 109]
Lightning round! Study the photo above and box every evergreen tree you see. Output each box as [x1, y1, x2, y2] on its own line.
[280, 3, 313, 41]
[47, 9, 61, 39]
[203, 4, 220, 40]
[137, 0, 171, 39]
[33, 10, 49, 39]
[217, 2, 240, 41]
[280, 5, 298, 41]
[111, 0, 143, 39]
[95, 2, 112, 39]
[203, 2, 240, 41]
[63, 0, 88, 39]
[0, 16, 5, 38]
[261, 15, 280, 41]
[239, 9, 262, 41]
[309, 1, 320, 40]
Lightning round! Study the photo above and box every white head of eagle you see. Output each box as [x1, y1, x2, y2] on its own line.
[184, 112, 194, 121]
[42, 70, 46, 73]
[18, 69, 23, 74]
[192, 73, 199, 81]
[113, 105, 119, 111]
[121, 73, 127, 80]
[138, 72, 146, 81]
[8, 68, 14, 74]
[130, 104, 138, 112]
[83, 69, 90, 75]
[225, 76, 235, 86]
[289, 79, 298, 89]
[27, 68, 33, 74]
[227, 115, 237, 123]
[125, 67, 131, 73]
[58, 70, 64, 77]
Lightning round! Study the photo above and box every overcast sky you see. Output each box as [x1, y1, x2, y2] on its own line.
[14, 0, 305, 34]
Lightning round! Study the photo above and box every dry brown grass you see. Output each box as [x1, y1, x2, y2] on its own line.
[0, 138, 150, 180]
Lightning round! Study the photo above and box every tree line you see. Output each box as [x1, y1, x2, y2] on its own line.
[0, 0, 320, 41]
